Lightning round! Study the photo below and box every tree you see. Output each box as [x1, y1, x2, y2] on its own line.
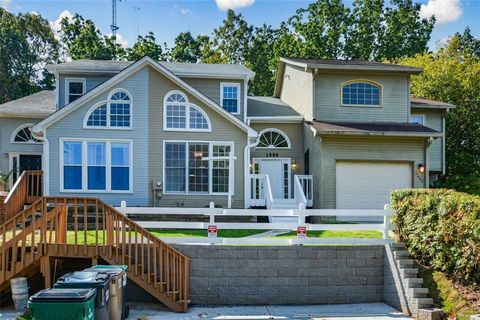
[377, 0, 434, 60]
[125, 32, 165, 61]
[344, 0, 384, 60]
[442, 28, 480, 58]
[212, 10, 253, 63]
[170, 32, 203, 63]
[399, 49, 480, 194]
[0, 8, 59, 104]
[59, 14, 124, 60]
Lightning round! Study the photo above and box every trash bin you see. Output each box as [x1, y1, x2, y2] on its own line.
[28, 288, 96, 320]
[85, 265, 128, 320]
[54, 271, 112, 320]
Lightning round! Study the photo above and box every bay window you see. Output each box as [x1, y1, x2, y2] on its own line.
[62, 139, 132, 192]
[164, 141, 233, 194]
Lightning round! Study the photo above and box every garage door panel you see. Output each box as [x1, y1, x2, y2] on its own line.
[336, 162, 412, 222]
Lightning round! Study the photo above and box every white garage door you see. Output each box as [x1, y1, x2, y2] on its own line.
[336, 162, 412, 221]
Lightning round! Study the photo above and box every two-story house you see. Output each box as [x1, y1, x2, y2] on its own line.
[0, 56, 454, 211]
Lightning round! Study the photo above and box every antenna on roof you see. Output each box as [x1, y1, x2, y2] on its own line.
[111, 0, 120, 36]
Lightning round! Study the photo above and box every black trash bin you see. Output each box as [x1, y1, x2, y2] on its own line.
[54, 271, 112, 320]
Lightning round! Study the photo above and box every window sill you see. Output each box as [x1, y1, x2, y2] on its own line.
[163, 192, 231, 196]
[341, 104, 382, 108]
[163, 128, 212, 133]
[83, 126, 133, 130]
[60, 189, 133, 194]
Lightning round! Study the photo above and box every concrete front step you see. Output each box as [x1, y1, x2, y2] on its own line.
[411, 287, 429, 298]
[393, 250, 410, 259]
[405, 278, 424, 288]
[400, 267, 419, 278]
[391, 243, 406, 250]
[396, 258, 415, 267]
[415, 297, 434, 308]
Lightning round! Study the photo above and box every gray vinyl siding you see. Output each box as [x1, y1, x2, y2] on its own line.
[148, 68, 247, 209]
[318, 136, 427, 209]
[183, 77, 245, 121]
[0, 118, 44, 174]
[412, 108, 444, 172]
[47, 67, 150, 206]
[314, 73, 409, 123]
[280, 65, 314, 120]
[250, 123, 303, 197]
[58, 74, 113, 108]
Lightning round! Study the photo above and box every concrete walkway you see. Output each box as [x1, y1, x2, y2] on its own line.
[243, 230, 291, 238]
[127, 303, 412, 320]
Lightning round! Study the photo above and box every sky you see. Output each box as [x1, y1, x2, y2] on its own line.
[1, 0, 479, 51]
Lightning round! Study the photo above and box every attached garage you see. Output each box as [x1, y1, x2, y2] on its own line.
[336, 161, 413, 221]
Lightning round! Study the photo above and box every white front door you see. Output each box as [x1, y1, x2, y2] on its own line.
[254, 158, 290, 199]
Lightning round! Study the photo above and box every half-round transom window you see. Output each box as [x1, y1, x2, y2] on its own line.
[12, 124, 41, 143]
[257, 129, 291, 149]
[164, 90, 211, 131]
[84, 89, 132, 129]
[342, 81, 381, 106]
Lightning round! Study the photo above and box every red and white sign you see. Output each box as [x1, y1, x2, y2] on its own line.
[207, 225, 218, 238]
[297, 226, 307, 238]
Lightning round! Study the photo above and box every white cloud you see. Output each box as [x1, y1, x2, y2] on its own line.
[215, 0, 255, 10]
[107, 32, 129, 47]
[1, 0, 12, 10]
[420, 0, 462, 24]
[179, 8, 192, 16]
[49, 10, 74, 33]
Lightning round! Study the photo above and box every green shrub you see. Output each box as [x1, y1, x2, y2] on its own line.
[391, 189, 480, 285]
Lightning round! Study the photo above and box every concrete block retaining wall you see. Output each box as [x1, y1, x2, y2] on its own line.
[174, 245, 385, 305]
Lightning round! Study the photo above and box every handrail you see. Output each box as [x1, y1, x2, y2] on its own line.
[3, 171, 43, 222]
[264, 174, 274, 209]
[295, 175, 313, 207]
[294, 175, 308, 209]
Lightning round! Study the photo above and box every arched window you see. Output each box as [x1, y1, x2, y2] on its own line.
[257, 129, 291, 149]
[11, 124, 41, 143]
[342, 81, 381, 106]
[84, 89, 132, 129]
[163, 90, 211, 131]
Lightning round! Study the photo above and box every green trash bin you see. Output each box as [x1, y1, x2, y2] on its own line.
[86, 265, 129, 319]
[28, 288, 96, 320]
[54, 271, 112, 320]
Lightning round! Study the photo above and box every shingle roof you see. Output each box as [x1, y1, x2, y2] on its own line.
[47, 59, 255, 78]
[247, 96, 301, 117]
[0, 90, 55, 118]
[411, 96, 455, 109]
[308, 120, 440, 137]
[281, 57, 423, 74]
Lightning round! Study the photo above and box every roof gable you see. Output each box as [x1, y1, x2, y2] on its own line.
[34, 56, 255, 136]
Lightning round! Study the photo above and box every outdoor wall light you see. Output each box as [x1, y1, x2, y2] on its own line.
[417, 163, 425, 174]
[291, 160, 297, 169]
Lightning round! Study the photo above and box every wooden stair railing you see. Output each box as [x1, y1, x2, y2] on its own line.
[0, 196, 190, 313]
[3, 171, 43, 223]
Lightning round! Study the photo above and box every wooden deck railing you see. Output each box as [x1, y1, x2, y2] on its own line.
[3, 171, 43, 222]
[0, 196, 190, 312]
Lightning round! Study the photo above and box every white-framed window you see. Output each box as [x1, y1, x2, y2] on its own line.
[163, 141, 233, 195]
[163, 90, 211, 131]
[409, 114, 425, 125]
[11, 124, 41, 144]
[84, 89, 132, 129]
[341, 80, 382, 107]
[257, 128, 291, 149]
[61, 138, 132, 193]
[65, 78, 86, 104]
[220, 82, 240, 114]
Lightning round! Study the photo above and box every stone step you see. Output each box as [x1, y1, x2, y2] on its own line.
[396, 258, 415, 267]
[391, 243, 406, 250]
[411, 287, 429, 298]
[400, 267, 419, 278]
[394, 250, 410, 259]
[415, 297, 434, 308]
[405, 278, 423, 288]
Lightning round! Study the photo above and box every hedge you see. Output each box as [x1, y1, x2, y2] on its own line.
[391, 189, 480, 285]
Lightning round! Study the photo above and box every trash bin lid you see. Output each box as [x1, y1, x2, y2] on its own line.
[59, 271, 112, 284]
[90, 264, 128, 271]
[30, 288, 96, 302]
[84, 267, 123, 276]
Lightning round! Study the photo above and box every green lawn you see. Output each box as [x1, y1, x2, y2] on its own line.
[148, 229, 269, 238]
[274, 230, 383, 238]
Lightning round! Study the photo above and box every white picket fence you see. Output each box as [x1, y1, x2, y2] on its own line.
[116, 203, 395, 245]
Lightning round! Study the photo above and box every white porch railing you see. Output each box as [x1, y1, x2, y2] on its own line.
[264, 174, 274, 209]
[249, 174, 274, 208]
[296, 175, 313, 207]
[116, 203, 395, 245]
[294, 175, 308, 209]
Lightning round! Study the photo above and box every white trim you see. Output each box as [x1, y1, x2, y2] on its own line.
[8, 152, 43, 189]
[59, 138, 133, 194]
[243, 77, 248, 123]
[10, 123, 42, 144]
[247, 116, 303, 123]
[409, 113, 426, 125]
[83, 88, 133, 130]
[162, 140, 235, 197]
[162, 90, 212, 132]
[252, 157, 291, 200]
[64, 78, 86, 105]
[256, 128, 292, 149]
[340, 80, 383, 108]
[34, 57, 254, 136]
[220, 82, 241, 115]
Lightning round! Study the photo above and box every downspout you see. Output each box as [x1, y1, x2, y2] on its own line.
[32, 129, 49, 196]
[243, 135, 260, 208]
[243, 76, 249, 123]
[425, 137, 434, 188]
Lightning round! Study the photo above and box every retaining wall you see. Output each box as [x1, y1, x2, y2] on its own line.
[174, 245, 385, 305]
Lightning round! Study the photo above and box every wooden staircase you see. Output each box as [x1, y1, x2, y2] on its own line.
[0, 172, 190, 312]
